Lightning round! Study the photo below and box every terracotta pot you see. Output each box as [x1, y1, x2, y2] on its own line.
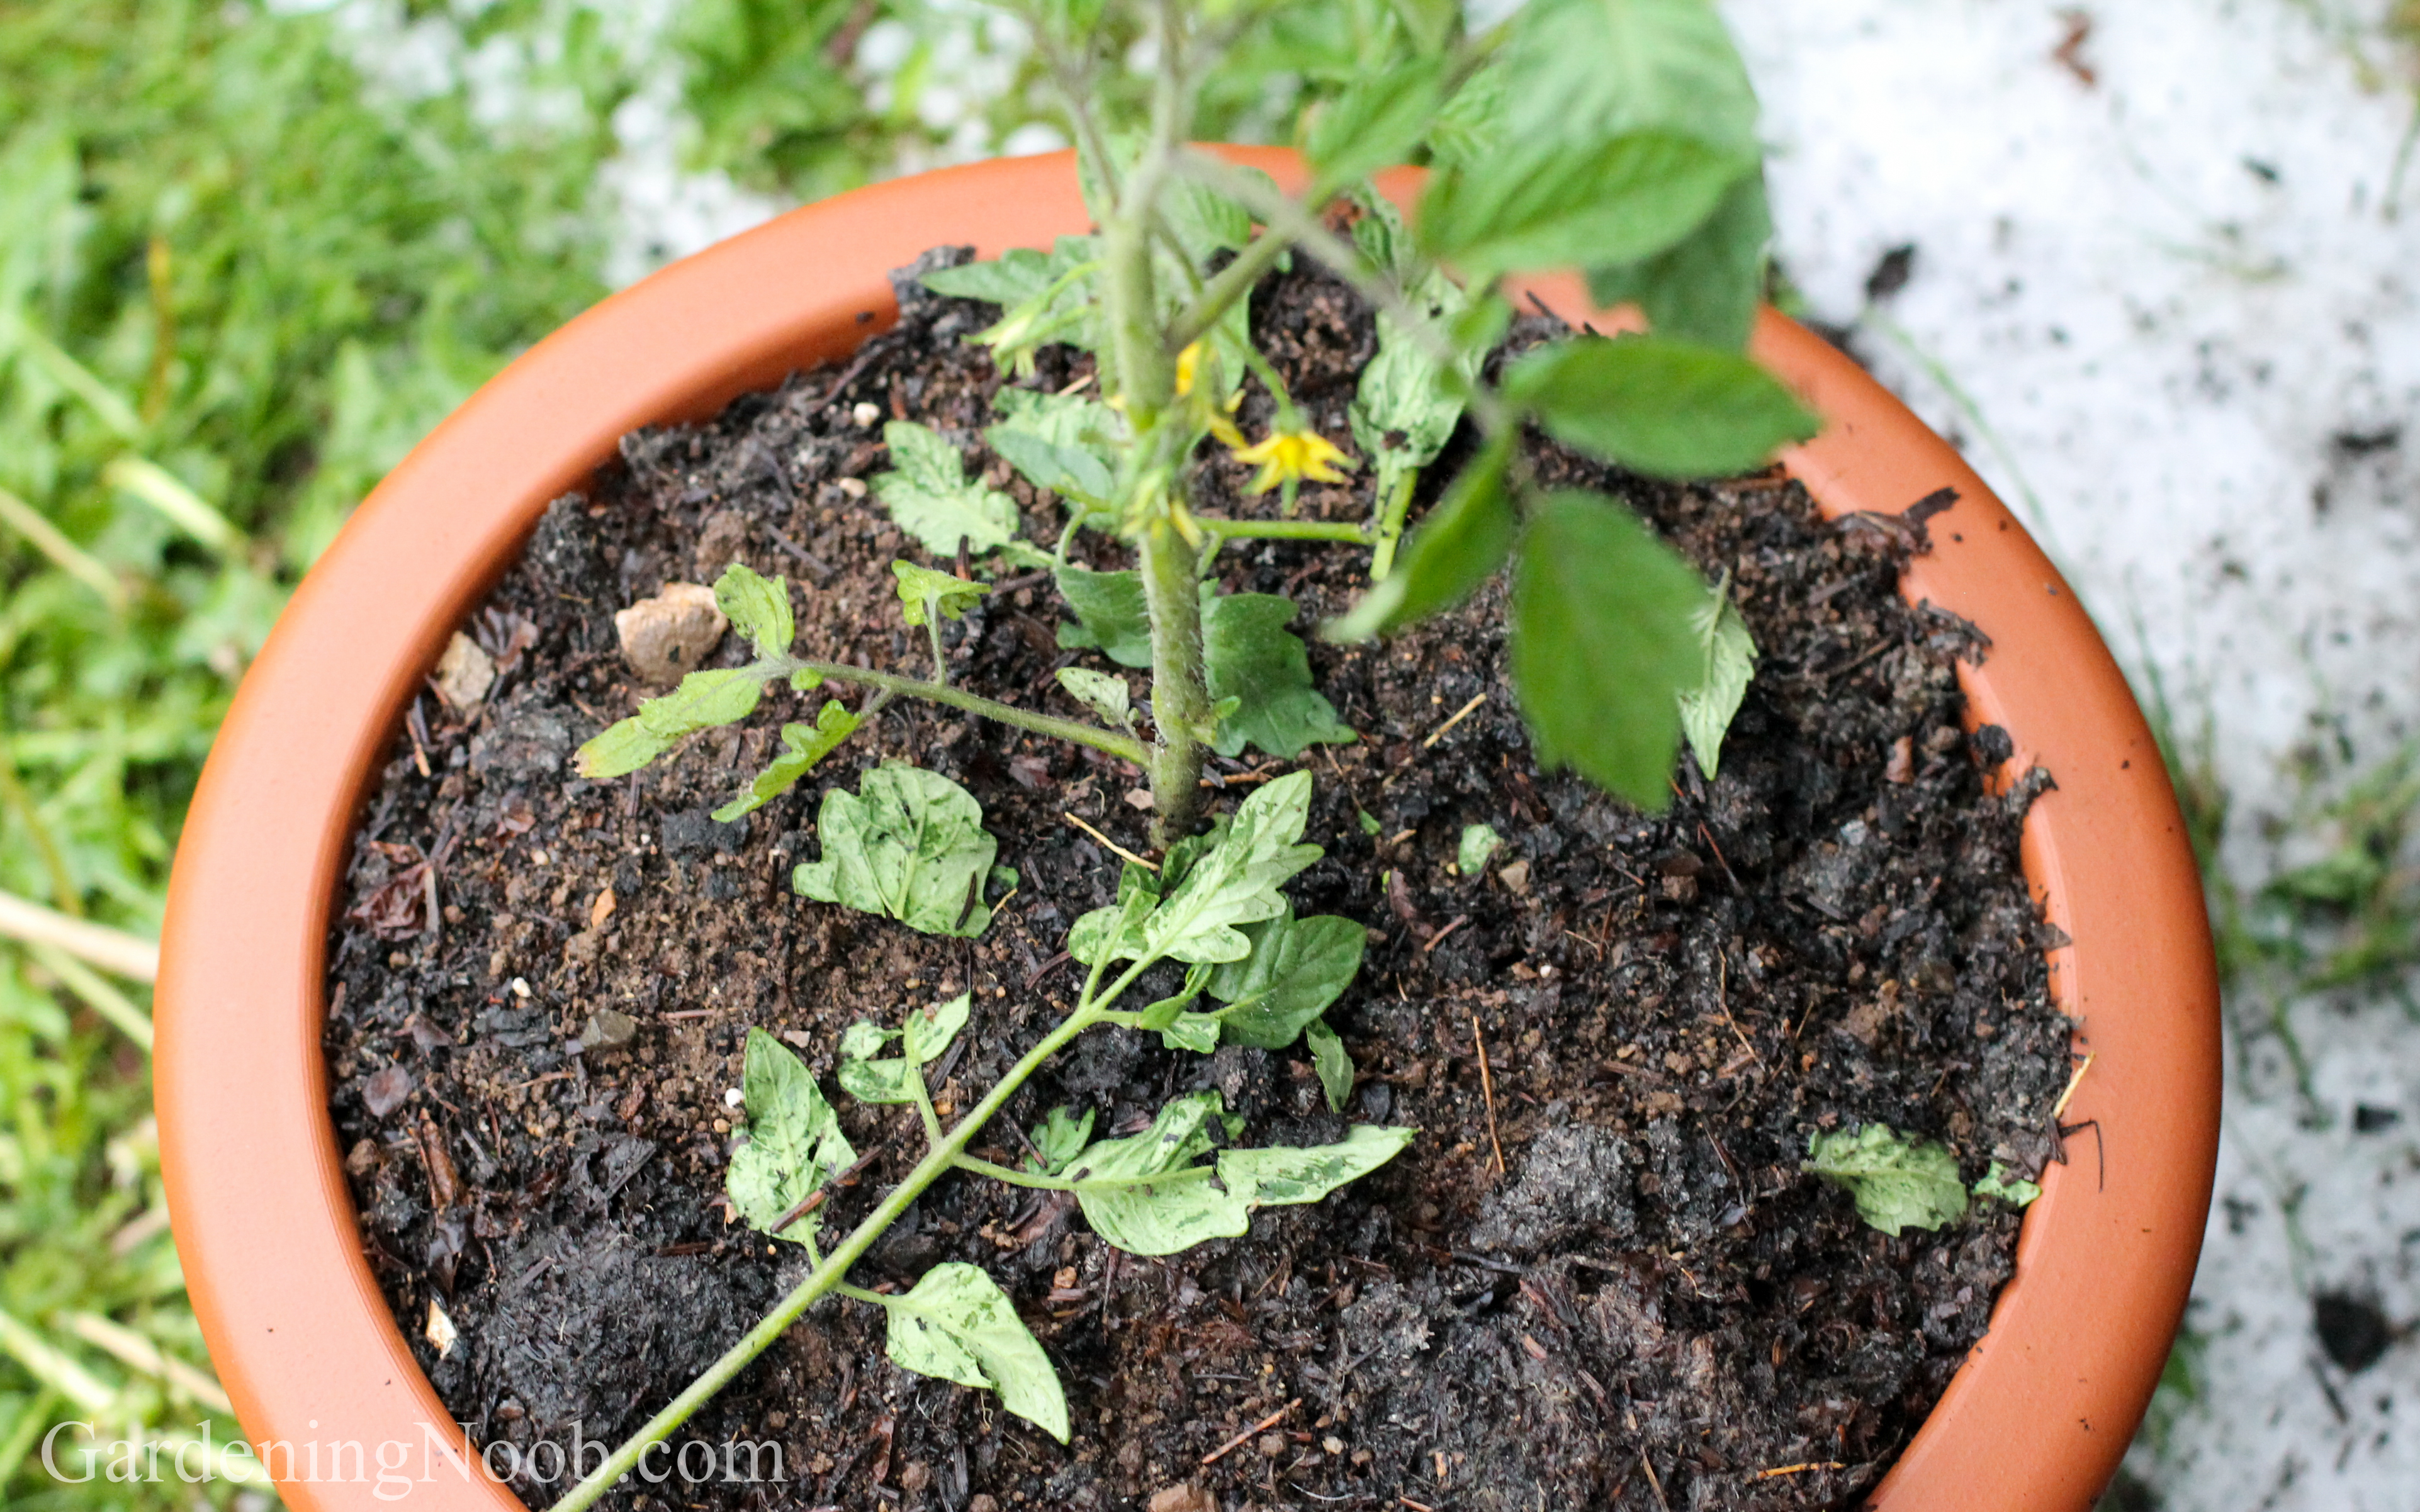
[159, 147, 2219, 1512]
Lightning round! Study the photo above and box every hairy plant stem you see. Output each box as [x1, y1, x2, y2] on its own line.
[1368, 466, 1421, 579]
[780, 658, 1146, 766]
[1138, 511, 1209, 841]
[552, 943, 1162, 1512]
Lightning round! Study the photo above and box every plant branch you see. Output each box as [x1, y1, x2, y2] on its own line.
[552, 999, 1112, 1512]
[1368, 465, 1421, 579]
[1169, 227, 1296, 352]
[1195, 516, 1373, 545]
[787, 659, 1147, 766]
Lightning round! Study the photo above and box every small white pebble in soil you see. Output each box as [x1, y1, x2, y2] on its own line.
[837, 476, 867, 498]
[510, 977, 532, 999]
[851, 400, 881, 427]
[723, 1087, 744, 1109]
[424, 1298, 458, 1358]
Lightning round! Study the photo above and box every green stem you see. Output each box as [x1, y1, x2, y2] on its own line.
[1196, 516, 1372, 545]
[1137, 513, 1208, 841]
[1169, 227, 1296, 353]
[910, 1059, 945, 1148]
[924, 615, 950, 686]
[1368, 464, 1419, 580]
[551, 1000, 1108, 1512]
[785, 659, 1147, 766]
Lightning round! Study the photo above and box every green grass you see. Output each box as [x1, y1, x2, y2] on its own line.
[0, 1, 639, 1501]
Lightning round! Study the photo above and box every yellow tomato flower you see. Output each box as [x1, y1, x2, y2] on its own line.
[1205, 393, 1246, 450]
[1231, 425, 1356, 495]
[1174, 340, 1204, 397]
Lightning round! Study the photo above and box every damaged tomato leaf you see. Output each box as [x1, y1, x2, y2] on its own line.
[1054, 565, 1154, 668]
[1803, 1123, 1971, 1236]
[1061, 1090, 1415, 1257]
[1067, 771, 1324, 966]
[793, 765, 1009, 938]
[1306, 1019, 1354, 1113]
[875, 1262, 1070, 1443]
[1200, 591, 1356, 760]
[728, 1029, 856, 1243]
[838, 992, 972, 1104]
[711, 701, 862, 822]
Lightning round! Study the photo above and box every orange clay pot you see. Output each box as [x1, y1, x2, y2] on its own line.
[159, 148, 2219, 1512]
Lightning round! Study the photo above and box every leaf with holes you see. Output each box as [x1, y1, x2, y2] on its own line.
[880, 1262, 1069, 1442]
[728, 1029, 855, 1244]
[793, 765, 1003, 937]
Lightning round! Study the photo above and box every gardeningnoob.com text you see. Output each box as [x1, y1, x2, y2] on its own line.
[40, 1418, 785, 1499]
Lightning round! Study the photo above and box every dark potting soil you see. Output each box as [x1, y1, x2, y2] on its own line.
[325, 247, 2074, 1512]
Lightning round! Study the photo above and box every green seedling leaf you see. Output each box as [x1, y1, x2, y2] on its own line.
[1973, 1161, 2042, 1207]
[1205, 907, 1365, 1048]
[794, 764, 1004, 937]
[1055, 566, 1154, 668]
[576, 717, 674, 781]
[1327, 438, 1515, 641]
[1458, 824, 1502, 875]
[1803, 1124, 1970, 1236]
[728, 1028, 857, 1243]
[1202, 592, 1356, 759]
[712, 701, 864, 821]
[1027, 1107, 1096, 1175]
[1504, 335, 1820, 479]
[1677, 576, 1757, 780]
[1140, 771, 1325, 965]
[1307, 1019, 1354, 1113]
[873, 421, 1025, 559]
[988, 388, 1121, 505]
[892, 561, 989, 626]
[714, 562, 794, 658]
[1308, 54, 1450, 188]
[1510, 491, 1706, 809]
[839, 992, 973, 1103]
[577, 664, 774, 778]
[1418, 132, 1752, 283]
[1587, 170, 1772, 351]
[879, 1262, 1070, 1443]
[923, 237, 1103, 368]
[1056, 668, 1136, 734]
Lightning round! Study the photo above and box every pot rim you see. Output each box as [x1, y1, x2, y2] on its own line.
[158, 147, 2219, 1512]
